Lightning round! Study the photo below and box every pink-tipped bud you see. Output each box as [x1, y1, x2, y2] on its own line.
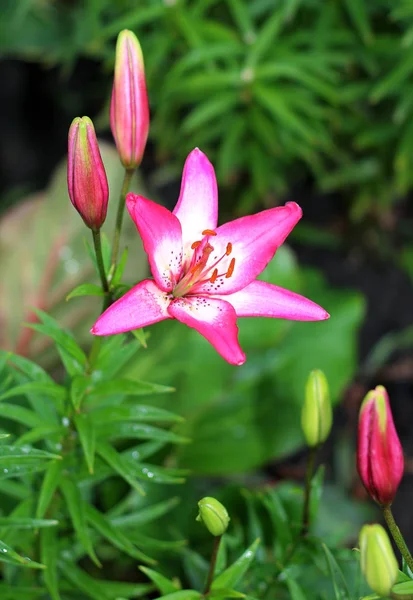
[110, 29, 149, 168]
[67, 116, 109, 230]
[357, 385, 404, 506]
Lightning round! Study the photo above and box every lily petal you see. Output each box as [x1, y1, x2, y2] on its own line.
[91, 279, 171, 335]
[194, 202, 302, 296]
[173, 148, 218, 257]
[127, 193, 183, 292]
[225, 280, 330, 321]
[168, 296, 245, 365]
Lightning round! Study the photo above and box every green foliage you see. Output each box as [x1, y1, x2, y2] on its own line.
[3, 0, 413, 217]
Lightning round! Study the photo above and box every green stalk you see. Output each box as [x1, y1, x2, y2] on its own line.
[383, 505, 413, 573]
[301, 446, 317, 536]
[92, 229, 110, 297]
[111, 167, 135, 269]
[204, 535, 222, 596]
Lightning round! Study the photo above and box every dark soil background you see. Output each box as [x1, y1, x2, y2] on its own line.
[2, 57, 413, 545]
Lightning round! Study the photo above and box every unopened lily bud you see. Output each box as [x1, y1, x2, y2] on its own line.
[111, 29, 149, 168]
[301, 369, 332, 448]
[357, 385, 404, 506]
[196, 497, 230, 537]
[67, 116, 109, 230]
[359, 524, 398, 597]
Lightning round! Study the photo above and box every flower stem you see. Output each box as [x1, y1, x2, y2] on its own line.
[111, 167, 134, 269]
[301, 446, 317, 536]
[204, 535, 222, 596]
[92, 229, 110, 294]
[383, 505, 413, 573]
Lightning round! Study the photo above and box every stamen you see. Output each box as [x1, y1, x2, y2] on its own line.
[226, 242, 232, 256]
[210, 268, 218, 283]
[191, 240, 201, 249]
[202, 229, 217, 236]
[226, 258, 236, 278]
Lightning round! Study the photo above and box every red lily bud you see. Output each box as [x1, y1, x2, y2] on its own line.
[357, 385, 404, 506]
[67, 116, 109, 230]
[110, 29, 149, 168]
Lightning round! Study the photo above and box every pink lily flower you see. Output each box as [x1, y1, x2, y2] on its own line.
[91, 149, 329, 365]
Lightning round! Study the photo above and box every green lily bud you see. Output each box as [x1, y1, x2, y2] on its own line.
[301, 369, 332, 447]
[359, 524, 399, 597]
[196, 497, 230, 537]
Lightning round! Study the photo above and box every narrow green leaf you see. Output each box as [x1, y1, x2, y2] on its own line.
[0, 404, 43, 428]
[41, 527, 61, 600]
[36, 460, 63, 519]
[0, 382, 66, 405]
[130, 328, 148, 347]
[260, 489, 292, 555]
[208, 590, 245, 598]
[66, 284, 105, 300]
[321, 543, 351, 600]
[139, 566, 180, 595]
[111, 247, 129, 287]
[85, 504, 155, 565]
[95, 580, 154, 599]
[97, 422, 189, 445]
[0, 480, 30, 500]
[0, 584, 45, 599]
[16, 426, 64, 446]
[111, 496, 180, 529]
[343, 0, 373, 45]
[226, 0, 254, 37]
[0, 517, 57, 528]
[91, 404, 182, 424]
[247, 11, 284, 66]
[96, 442, 145, 495]
[0, 539, 45, 569]
[89, 379, 175, 400]
[285, 577, 307, 600]
[152, 592, 201, 600]
[183, 93, 238, 133]
[70, 375, 91, 411]
[60, 477, 101, 567]
[0, 462, 50, 480]
[126, 461, 187, 485]
[0, 445, 61, 463]
[27, 309, 87, 366]
[1, 351, 53, 383]
[59, 560, 112, 600]
[212, 539, 260, 590]
[74, 413, 95, 474]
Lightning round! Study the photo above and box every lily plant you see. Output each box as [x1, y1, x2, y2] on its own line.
[92, 148, 329, 364]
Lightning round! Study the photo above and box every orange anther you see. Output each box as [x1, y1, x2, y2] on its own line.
[191, 240, 201, 249]
[226, 242, 232, 256]
[226, 258, 236, 278]
[210, 268, 218, 283]
[202, 229, 217, 236]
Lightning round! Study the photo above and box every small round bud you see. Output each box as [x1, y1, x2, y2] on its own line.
[196, 497, 230, 537]
[359, 523, 398, 597]
[301, 369, 332, 448]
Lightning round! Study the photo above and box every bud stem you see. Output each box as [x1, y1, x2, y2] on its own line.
[382, 505, 413, 573]
[92, 229, 110, 299]
[204, 535, 222, 595]
[111, 168, 135, 269]
[301, 446, 317, 536]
